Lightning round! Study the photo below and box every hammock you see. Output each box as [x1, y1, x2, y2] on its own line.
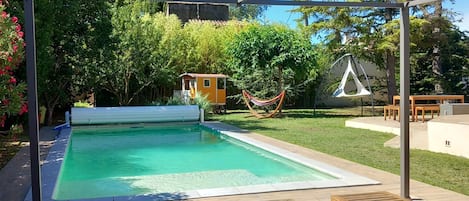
[332, 57, 371, 97]
[242, 90, 286, 118]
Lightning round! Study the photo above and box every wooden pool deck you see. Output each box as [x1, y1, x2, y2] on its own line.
[196, 122, 469, 201]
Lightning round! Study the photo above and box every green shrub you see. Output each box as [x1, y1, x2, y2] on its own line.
[192, 93, 212, 115]
[166, 96, 185, 105]
[148, 100, 162, 106]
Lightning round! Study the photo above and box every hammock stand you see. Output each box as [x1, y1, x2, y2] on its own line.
[242, 90, 286, 118]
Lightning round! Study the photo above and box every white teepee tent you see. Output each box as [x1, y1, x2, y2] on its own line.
[332, 57, 372, 97]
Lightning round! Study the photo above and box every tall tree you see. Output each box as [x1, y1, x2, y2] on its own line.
[183, 20, 247, 75]
[410, 18, 469, 95]
[414, 0, 459, 94]
[441, 27, 469, 95]
[293, 5, 399, 101]
[227, 24, 318, 101]
[33, 0, 112, 125]
[229, 5, 268, 21]
[293, 1, 455, 102]
[100, 0, 186, 105]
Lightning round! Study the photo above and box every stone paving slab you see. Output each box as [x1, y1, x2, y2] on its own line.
[0, 127, 57, 201]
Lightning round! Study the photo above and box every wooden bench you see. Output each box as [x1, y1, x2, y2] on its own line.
[414, 104, 440, 122]
[384, 105, 400, 121]
[331, 191, 410, 201]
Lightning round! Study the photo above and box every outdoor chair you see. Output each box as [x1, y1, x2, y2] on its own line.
[384, 105, 400, 121]
[414, 104, 440, 123]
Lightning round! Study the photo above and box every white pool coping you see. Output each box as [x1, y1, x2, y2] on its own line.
[25, 122, 379, 201]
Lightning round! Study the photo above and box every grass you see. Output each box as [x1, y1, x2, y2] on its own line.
[210, 109, 469, 196]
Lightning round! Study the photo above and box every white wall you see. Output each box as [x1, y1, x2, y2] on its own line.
[427, 115, 469, 159]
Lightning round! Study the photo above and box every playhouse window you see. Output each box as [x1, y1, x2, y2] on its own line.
[217, 78, 225, 89]
[204, 79, 210, 87]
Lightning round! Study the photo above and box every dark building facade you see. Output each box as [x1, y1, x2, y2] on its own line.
[166, 1, 229, 23]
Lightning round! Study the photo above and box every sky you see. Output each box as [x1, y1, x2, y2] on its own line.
[262, 0, 469, 32]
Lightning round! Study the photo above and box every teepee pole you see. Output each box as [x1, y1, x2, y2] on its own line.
[351, 55, 375, 116]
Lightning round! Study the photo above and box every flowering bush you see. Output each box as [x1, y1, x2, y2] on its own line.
[0, 1, 27, 129]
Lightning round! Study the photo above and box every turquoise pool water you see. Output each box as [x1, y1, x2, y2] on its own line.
[53, 124, 336, 200]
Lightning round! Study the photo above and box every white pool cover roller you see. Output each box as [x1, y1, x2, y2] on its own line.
[71, 105, 200, 125]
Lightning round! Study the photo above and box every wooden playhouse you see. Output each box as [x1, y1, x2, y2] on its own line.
[179, 73, 228, 112]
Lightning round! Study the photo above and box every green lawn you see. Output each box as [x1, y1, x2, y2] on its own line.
[210, 109, 469, 196]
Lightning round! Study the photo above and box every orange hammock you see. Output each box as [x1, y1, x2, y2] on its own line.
[242, 90, 286, 118]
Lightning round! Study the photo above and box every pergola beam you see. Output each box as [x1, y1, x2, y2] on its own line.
[168, 0, 404, 8]
[245, 0, 403, 7]
[405, 0, 440, 7]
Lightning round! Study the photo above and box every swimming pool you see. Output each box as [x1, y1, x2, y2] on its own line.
[30, 122, 378, 201]
[53, 124, 340, 200]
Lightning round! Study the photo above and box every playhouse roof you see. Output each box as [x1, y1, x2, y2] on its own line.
[179, 73, 228, 78]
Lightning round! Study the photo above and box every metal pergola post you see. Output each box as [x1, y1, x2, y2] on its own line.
[22, 0, 437, 200]
[24, 0, 42, 200]
[399, 6, 411, 199]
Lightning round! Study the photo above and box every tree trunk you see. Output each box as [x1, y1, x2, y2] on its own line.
[384, 7, 397, 103]
[432, 2, 443, 94]
[386, 50, 397, 103]
[46, 107, 54, 126]
[303, 11, 309, 26]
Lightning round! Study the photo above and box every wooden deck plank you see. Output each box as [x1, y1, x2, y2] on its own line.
[331, 191, 408, 201]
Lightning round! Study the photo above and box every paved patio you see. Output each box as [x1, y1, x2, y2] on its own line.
[1, 121, 468, 201]
[0, 127, 57, 201]
[345, 116, 429, 149]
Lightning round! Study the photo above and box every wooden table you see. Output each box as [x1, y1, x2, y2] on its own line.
[393, 95, 464, 121]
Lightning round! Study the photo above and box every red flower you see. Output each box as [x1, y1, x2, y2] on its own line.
[7, 56, 13, 62]
[1, 115, 6, 128]
[19, 103, 28, 115]
[17, 31, 24, 38]
[1, 11, 7, 19]
[13, 45, 18, 53]
[0, 69, 4, 75]
[2, 99, 10, 106]
[16, 24, 21, 32]
[9, 77, 17, 84]
[5, 66, 11, 71]
[11, 16, 18, 23]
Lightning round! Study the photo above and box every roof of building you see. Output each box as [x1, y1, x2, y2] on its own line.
[179, 73, 228, 78]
